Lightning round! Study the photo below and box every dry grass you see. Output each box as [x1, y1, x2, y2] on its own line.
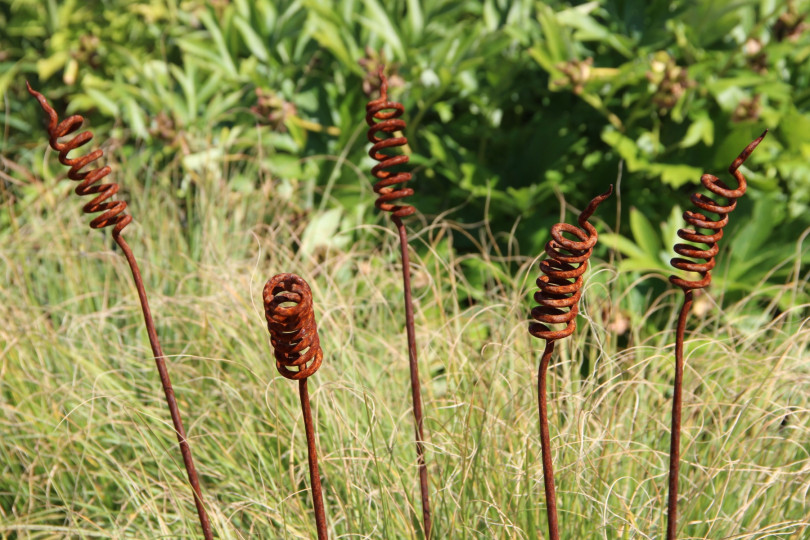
[1, 150, 808, 539]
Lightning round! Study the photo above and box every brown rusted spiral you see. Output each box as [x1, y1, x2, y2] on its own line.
[665, 130, 767, 540]
[27, 83, 213, 539]
[365, 67, 414, 218]
[263, 273, 323, 380]
[26, 82, 132, 235]
[529, 185, 614, 342]
[669, 130, 768, 291]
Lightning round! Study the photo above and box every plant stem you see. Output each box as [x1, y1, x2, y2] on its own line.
[538, 341, 559, 540]
[115, 233, 213, 540]
[666, 290, 693, 540]
[392, 215, 432, 539]
[299, 379, 328, 540]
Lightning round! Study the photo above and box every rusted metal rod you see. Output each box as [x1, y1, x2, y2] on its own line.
[537, 341, 559, 538]
[365, 67, 432, 538]
[27, 83, 213, 539]
[529, 186, 613, 540]
[666, 131, 767, 539]
[263, 273, 328, 539]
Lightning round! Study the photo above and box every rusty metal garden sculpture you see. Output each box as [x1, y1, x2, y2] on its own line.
[528, 185, 613, 540]
[26, 83, 213, 539]
[263, 273, 328, 539]
[365, 66, 433, 538]
[666, 131, 767, 539]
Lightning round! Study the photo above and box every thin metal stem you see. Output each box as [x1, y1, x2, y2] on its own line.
[666, 290, 692, 540]
[299, 379, 328, 540]
[115, 233, 213, 540]
[392, 215, 432, 539]
[538, 341, 559, 540]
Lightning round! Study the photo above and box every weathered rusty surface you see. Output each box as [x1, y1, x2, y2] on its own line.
[666, 131, 767, 540]
[263, 274, 328, 540]
[529, 185, 613, 540]
[27, 83, 214, 540]
[365, 67, 432, 538]
[365, 66, 415, 218]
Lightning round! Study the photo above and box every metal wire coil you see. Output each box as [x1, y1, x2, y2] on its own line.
[263, 273, 323, 380]
[26, 82, 132, 235]
[365, 67, 414, 218]
[669, 130, 767, 291]
[529, 186, 613, 342]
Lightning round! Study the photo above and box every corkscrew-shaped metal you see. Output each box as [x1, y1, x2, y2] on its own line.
[364, 66, 432, 538]
[27, 83, 213, 540]
[664, 130, 766, 540]
[529, 185, 614, 343]
[669, 130, 768, 293]
[26, 82, 132, 234]
[264, 273, 324, 380]
[365, 66, 414, 218]
[263, 274, 328, 539]
[528, 185, 613, 540]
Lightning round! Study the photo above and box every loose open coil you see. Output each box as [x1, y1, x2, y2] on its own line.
[365, 67, 414, 218]
[27, 82, 132, 235]
[529, 186, 613, 342]
[670, 131, 767, 291]
[263, 274, 323, 380]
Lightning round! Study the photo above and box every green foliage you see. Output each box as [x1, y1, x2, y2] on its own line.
[3, 0, 809, 313]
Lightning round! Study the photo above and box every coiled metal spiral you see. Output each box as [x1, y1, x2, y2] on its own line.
[264, 273, 323, 380]
[26, 82, 132, 235]
[365, 67, 414, 218]
[529, 186, 613, 342]
[669, 130, 767, 291]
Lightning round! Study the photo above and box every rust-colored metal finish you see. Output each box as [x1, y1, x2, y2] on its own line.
[26, 83, 213, 540]
[365, 67, 432, 538]
[263, 274, 328, 540]
[666, 130, 767, 540]
[529, 185, 613, 540]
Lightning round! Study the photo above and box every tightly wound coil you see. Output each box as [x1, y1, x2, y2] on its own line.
[365, 67, 414, 218]
[27, 82, 132, 235]
[670, 130, 767, 292]
[263, 274, 323, 380]
[529, 186, 613, 342]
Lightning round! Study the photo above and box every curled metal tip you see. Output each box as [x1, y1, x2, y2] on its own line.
[263, 273, 323, 380]
[579, 184, 614, 224]
[530, 185, 611, 343]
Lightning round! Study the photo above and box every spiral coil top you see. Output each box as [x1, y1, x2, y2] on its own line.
[669, 130, 767, 292]
[27, 82, 132, 236]
[529, 186, 613, 342]
[365, 67, 414, 218]
[263, 274, 323, 380]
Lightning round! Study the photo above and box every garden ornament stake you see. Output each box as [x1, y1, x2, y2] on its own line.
[263, 273, 328, 540]
[666, 130, 767, 540]
[365, 66, 433, 538]
[26, 83, 213, 540]
[529, 185, 613, 540]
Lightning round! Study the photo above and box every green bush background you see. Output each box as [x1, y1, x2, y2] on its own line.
[4, 0, 810, 271]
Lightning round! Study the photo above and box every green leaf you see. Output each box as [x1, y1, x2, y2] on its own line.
[198, 9, 238, 78]
[600, 233, 647, 260]
[234, 15, 270, 62]
[629, 207, 661, 259]
[359, 0, 405, 60]
[300, 208, 345, 255]
[680, 113, 714, 148]
[124, 98, 148, 140]
[405, 0, 424, 39]
[36, 51, 70, 81]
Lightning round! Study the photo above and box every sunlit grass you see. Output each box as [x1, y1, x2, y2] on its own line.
[1, 148, 808, 539]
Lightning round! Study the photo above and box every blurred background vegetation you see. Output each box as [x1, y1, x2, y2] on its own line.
[3, 0, 810, 314]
